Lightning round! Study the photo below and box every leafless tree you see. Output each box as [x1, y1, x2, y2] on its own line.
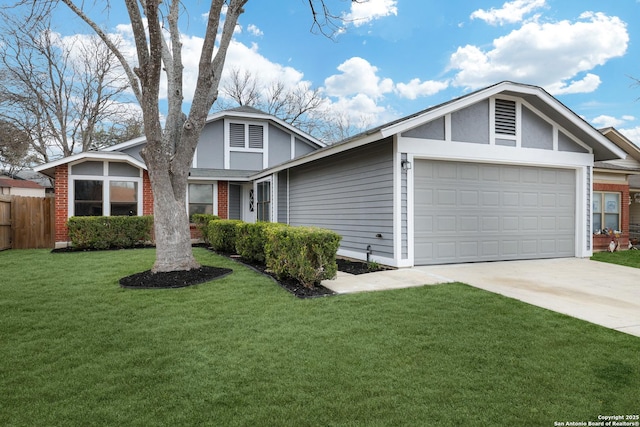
[0, 120, 33, 175]
[0, 13, 140, 164]
[12, 0, 354, 273]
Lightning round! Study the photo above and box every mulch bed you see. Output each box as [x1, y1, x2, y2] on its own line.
[52, 244, 386, 297]
[119, 266, 233, 289]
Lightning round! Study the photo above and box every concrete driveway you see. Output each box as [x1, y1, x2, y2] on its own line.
[323, 258, 640, 338]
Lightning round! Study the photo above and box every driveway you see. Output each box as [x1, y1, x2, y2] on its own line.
[324, 258, 640, 338]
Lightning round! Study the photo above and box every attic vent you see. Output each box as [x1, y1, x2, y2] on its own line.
[248, 124, 264, 149]
[495, 99, 516, 135]
[230, 123, 245, 147]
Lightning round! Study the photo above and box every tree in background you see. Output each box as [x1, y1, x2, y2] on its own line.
[0, 12, 141, 164]
[215, 67, 370, 144]
[0, 120, 33, 175]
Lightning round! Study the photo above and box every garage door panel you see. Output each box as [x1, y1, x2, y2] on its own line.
[414, 160, 576, 265]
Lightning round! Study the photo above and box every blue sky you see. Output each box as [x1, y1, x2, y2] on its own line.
[49, 0, 640, 143]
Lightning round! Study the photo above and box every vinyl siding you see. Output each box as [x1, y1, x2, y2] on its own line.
[277, 171, 288, 223]
[287, 138, 395, 259]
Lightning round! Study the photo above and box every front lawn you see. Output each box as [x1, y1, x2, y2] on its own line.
[1, 248, 638, 426]
[592, 249, 640, 268]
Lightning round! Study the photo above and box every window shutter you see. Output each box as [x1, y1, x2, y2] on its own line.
[230, 123, 245, 147]
[495, 99, 516, 135]
[248, 124, 264, 149]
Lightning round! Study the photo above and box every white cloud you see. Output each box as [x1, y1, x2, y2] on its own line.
[448, 12, 628, 95]
[343, 0, 398, 27]
[395, 79, 449, 100]
[619, 127, 640, 147]
[247, 24, 263, 37]
[470, 0, 546, 26]
[591, 115, 628, 128]
[324, 57, 393, 99]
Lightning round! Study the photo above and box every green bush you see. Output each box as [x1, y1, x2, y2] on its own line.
[208, 219, 243, 253]
[191, 214, 220, 244]
[236, 222, 287, 263]
[265, 226, 342, 288]
[67, 216, 154, 250]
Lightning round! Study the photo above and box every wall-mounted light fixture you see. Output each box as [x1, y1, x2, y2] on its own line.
[401, 160, 412, 171]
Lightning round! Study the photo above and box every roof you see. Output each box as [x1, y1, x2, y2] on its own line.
[0, 177, 44, 189]
[34, 151, 147, 178]
[251, 81, 627, 180]
[104, 107, 326, 153]
[599, 127, 640, 162]
[189, 168, 256, 181]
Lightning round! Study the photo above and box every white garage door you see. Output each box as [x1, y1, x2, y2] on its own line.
[414, 160, 576, 265]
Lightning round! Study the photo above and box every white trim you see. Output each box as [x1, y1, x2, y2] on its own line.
[34, 151, 147, 177]
[393, 137, 401, 266]
[337, 248, 399, 268]
[68, 160, 143, 218]
[406, 153, 415, 267]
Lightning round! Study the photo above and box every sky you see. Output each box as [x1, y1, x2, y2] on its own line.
[44, 0, 640, 144]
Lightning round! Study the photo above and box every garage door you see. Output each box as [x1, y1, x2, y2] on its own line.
[414, 160, 575, 265]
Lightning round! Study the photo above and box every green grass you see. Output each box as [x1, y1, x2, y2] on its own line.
[1, 248, 638, 426]
[592, 249, 640, 268]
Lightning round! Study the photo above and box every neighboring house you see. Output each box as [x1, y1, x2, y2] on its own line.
[0, 177, 46, 197]
[35, 81, 629, 266]
[594, 127, 640, 249]
[34, 106, 325, 247]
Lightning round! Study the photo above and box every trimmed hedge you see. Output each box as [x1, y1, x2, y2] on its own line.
[67, 216, 154, 249]
[235, 222, 287, 263]
[191, 214, 220, 244]
[265, 225, 342, 288]
[208, 219, 243, 253]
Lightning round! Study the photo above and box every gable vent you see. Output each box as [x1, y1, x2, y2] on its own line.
[495, 99, 516, 136]
[248, 124, 264, 149]
[230, 123, 245, 147]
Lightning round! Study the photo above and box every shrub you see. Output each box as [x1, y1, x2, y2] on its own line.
[265, 226, 341, 288]
[67, 216, 154, 250]
[191, 214, 220, 244]
[208, 219, 243, 253]
[236, 222, 287, 263]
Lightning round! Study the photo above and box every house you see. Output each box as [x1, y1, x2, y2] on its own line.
[594, 127, 640, 249]
[34, 106, 325, 246]
[35, 81, 628, 265]
[0, 177, 46, 197]
[251, 81, 626, 266]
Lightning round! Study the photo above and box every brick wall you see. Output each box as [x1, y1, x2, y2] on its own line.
[593, 182, 630, 251]
[142, 170, 154, 215]
[218, 180, 228, 219]
[54, 165, 69, 243]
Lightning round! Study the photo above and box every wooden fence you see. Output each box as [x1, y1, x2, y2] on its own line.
[0, 195, 54, 250]
[0, 196, 10, 250]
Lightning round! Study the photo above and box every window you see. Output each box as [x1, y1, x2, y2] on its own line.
[74, 180, 103, 216]
[189, 183, 214, 219]
[110, 181, 138, 216]
[228, 122, 264, 149]
[256, 181, 270, 222]
[593, 192, 620, 232]
[70, 160, 142, 217]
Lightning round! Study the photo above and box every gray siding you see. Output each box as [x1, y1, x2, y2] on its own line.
[230, 152, 263, 170]
[402, 117, 445, 140]
[288, 139, 395, 260]
[522, 106, 553, 150]
[122, 146, 144, 162]
[277, 171, 288, 223]
[197, 120, 224, 168]
[451, 100, 489, 144]
[295, 138, 316, 157]
[559, 131, 589, 153]
[268, 125, 291, 167]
